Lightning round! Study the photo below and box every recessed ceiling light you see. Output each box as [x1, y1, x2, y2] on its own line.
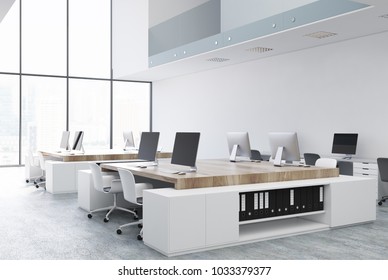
[304, 31, 338, 39]
[246, 47, 273, 53]
[206, 57, 230, 63]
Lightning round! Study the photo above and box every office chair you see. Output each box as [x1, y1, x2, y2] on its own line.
[250, 149, 263, 161]
[34, 152, 46, 189]
[26, 150, 43, 184]
[88, 163, 138, 222]
[116, 168, 153, 240]
[377, 158, 388, 206]
[315, 158, 337, 168]
[304, 153, 321, 166]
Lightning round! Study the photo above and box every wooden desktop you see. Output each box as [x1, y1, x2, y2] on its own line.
[100, 158, 339, 190]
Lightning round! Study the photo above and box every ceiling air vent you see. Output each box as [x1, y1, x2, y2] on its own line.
[246, 47, 273, 53]
[206, 57, 230, 63]
[304, 31, 337, 39]
[379, 14, 388, 19]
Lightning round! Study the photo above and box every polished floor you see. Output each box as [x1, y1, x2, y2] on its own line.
[0, 166, 387, 260]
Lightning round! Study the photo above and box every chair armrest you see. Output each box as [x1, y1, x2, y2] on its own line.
[135, 183, 153, 198]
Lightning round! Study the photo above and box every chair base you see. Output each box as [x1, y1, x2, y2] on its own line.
[378, 195, 388, 206]
[87, 193, 138, 221]
[116, 219, 143, 240]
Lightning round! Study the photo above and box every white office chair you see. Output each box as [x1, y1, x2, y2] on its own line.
[116, 168, 153, 240]
[315, 158, 337, 168]
[26, 150, 43, 184]
[34, 152, 46, 189]
[88, 163, 138, 222]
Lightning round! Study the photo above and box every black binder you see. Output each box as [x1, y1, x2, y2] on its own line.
[306, 186, 313, 212]
[258, 191, 266, 219]
[313, 185, 324, 211]
[282, 188, 290, 215]
[300, 187, 307, 213]
[268, 190, 277, 217]
[276, 188, 283, 216]
[294, 187, 302, 213]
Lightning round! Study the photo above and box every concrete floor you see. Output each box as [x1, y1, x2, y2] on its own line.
[1, 166, 388, 260]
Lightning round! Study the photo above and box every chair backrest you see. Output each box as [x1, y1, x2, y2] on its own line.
[28, 150, 37, 167]
[377, 158, 388, 182]
[37, 151, 46, 171]
[118, 169, 138, 205]
[250, 149, 263, 161]
[315, 158, 337, 168]
[304, 153, 321, 166]
[89, 163, 104, 192]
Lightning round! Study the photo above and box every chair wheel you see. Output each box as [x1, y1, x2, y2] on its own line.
[35, 185, 39, 188]
[137, 234, 143, 241]
[26, 179, 29, 183]
[116, 229, 122, 235]
[138, 224, 143, 229]
[104, 218, 109, 223]
[378, 201, 383, 206]
[383, 199, 386, 203]
[87, 214, 93, 219]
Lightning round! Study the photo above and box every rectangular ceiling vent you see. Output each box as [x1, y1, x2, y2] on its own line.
[379, 14, 388, 19]
[246, 47, 273, 53]
[206, 57, 230, 63]
[304, 31, 338, 39]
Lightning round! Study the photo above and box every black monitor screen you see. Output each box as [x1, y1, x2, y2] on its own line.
[332, 133, 358, 155]
[138, 132, 160, 161]
[171, 132, 200, 167]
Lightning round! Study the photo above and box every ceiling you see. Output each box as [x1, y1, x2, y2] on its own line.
[124, 0, 388, 82]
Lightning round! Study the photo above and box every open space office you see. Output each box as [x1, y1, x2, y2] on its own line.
[1, 0, 388, 271]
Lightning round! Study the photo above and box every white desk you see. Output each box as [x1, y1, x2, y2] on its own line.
[41, 149, 172, 194]
[143, 175, 376, 256]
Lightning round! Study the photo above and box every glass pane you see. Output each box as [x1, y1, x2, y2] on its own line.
[69, 0, 110, 78]
[0, 74, 20, 165]
[22, 0, 66, 75]
[21, 76, 67, 163]
[0, 0, 19, 73]
[69, 79, 110, 149]
[112, 82, 151, 149]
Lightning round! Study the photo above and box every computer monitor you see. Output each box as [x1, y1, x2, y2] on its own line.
[123, 131, 135, 150]
[227, 132, 252, 162]
[332, 133, 358, 159]
[71, 131, 84, 152]
[59, 131, 70, 150]
[137, 132, 160, 162]
[269, 132, 300, 166]
[171, 132, 200, 172]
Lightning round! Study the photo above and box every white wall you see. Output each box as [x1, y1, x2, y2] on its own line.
[0, 0, 15, 23]
[152, 31, 388, 160]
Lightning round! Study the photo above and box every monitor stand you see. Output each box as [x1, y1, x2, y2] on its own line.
[342, 155, 353, 160]
[229, 144, 239, 162]
[273, 146, 284, 167]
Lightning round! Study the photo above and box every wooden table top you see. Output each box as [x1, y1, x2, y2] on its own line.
[41, 149, 172, 162]
[101, 158, 339, 190]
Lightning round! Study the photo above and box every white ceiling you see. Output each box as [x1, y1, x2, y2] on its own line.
[0, 0, 15, 23]
[125, 0, 388, 82]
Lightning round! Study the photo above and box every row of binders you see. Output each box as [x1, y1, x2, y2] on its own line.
[239, 185, 324, 221]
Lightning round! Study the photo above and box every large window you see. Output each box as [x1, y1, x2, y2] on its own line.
[0, 0, 151, 166]
[113, 82, 151, 149]
[0, 75, 19, 165]
[21, 76, 67, 160]
[69, 79, 110, 149]
[0, 0, 19, 73]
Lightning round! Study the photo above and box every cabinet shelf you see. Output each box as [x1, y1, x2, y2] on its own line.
[239, 210, 325, 225]
[239, 218, 329, 242]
